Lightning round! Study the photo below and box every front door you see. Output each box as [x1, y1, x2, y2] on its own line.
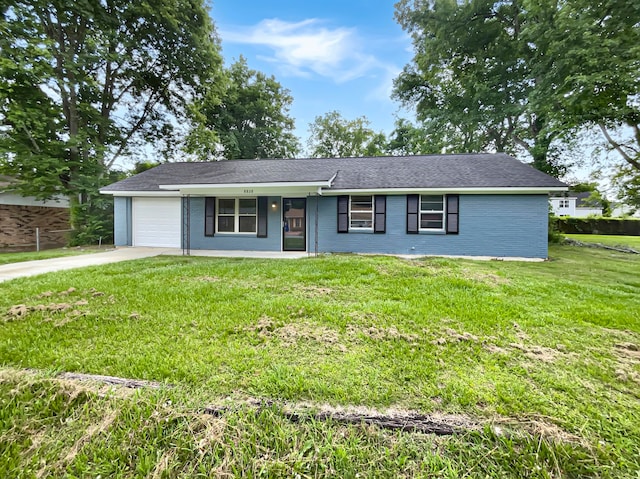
[283, 198, 306, 251]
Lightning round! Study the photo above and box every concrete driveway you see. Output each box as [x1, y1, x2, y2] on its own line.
[0, 247, 167, 283]
[0, 247, 309, 283]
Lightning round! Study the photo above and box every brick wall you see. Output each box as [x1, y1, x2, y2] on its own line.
[0, 204, 70, 250]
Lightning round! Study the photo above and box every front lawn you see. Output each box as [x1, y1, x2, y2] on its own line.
[566, 233, 640, 248]
[0, 246, 112, 266]
[1, 244, 639, 477]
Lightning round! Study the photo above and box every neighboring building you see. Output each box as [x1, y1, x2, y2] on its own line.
[549, 191, 603, 217]
[0, 177, 71, 250]
[100, 154, 567, 259]
[610, 202, 640, 218]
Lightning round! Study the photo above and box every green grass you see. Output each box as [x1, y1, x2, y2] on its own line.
[0, 246, 112, 265]
[1, 244, 639, 477]
[0, 370, 614, 478]
[566, 233, 640, 248]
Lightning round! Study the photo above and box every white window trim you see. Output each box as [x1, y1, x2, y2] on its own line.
[419, 194, 446, 232]
[216, 197, 257, 234]
[349, 195, 374, 231]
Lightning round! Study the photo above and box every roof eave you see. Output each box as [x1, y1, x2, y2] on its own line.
[99, 190, 180, 197]
[157, 180, 332, 197]
[323, 186, 568, 195]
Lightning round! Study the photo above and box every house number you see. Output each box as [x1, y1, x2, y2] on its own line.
[243, 189, 254, 194]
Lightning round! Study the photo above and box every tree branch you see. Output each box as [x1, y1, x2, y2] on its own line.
[598, 123, 640, 171]
[511, 134, 530, 153]
[104, 87, 166, 169]
[632, 123, 640, 149]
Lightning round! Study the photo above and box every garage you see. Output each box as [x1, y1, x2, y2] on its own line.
[132, 197, 181, 248]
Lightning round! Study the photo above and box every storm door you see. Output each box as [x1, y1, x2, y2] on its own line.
[282, 198, 306, 251]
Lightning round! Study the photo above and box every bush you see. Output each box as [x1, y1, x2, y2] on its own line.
[553, 217, 640, 235]
[548, 215, 564, 243]
[69, 194, 114, 246]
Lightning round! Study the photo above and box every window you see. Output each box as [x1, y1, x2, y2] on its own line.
[420, 195, 445, 231]
[350, 195, 373, 230]
[559, 199, 569, 208]
[216, 198, 257, 233]
[338, 195, 385, 234]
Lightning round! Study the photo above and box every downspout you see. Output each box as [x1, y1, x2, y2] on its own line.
[314, 193, 319, 257]
[182, 194, 191, 256]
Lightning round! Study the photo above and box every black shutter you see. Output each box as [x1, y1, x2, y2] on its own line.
[446, 195, 459, 234]
[407, 194, 419, 234]
[374, 195, 386, 233]
[257, 196, 268, 238]
[204, 197, 215, 237]
[337, 195, 349, 233]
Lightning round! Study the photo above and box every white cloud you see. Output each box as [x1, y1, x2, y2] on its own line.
[366, 64, 403, 103]
[220, 18, 388, 83]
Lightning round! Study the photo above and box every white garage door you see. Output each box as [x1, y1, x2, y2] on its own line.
[132, 197, 181, 248]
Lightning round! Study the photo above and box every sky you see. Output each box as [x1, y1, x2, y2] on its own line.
[209, 0, 414, 147]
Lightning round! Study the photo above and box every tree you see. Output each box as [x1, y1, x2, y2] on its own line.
[393, 0, 588, 176]
[613, 167, 640, 213]
[531, 0, 639, 173]
[386, 118, 468, 156]
[187, 57, 299, 160]
[570, 182, 611, 216]
[0, 0, 222, 240]
[307, 111, 386, 158]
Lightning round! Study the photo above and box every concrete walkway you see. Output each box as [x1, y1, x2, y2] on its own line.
[0, 247, 309, 283]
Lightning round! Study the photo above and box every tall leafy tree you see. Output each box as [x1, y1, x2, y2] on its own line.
[386, 118, 468, 156]
[0, 0, 222, 239]
[187, 57, 299, 160]
[306, 111, 386, 158]
[393, 0, 578, 176]
[530, 0, 640, 172]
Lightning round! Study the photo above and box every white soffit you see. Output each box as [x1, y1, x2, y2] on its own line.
[158, 181, 331, 196]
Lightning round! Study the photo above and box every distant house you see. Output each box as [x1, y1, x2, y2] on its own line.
[610, 202, 640, 218]
[549, 191, 603, 217]
[101, 153, 567, 259]
[0, 176, 70, 250]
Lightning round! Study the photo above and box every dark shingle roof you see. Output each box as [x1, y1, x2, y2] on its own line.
[573, 191, 602, 208]
[101, 153, 566, 192]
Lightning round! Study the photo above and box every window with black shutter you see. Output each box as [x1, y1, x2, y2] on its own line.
[204, 197, 215, 237]
[374, 195, 386, 233]
[257, 197, 268, 238]
[407, 194, 419, 234]
[446, 195, 459, 234]
[337, 195, 349, 233]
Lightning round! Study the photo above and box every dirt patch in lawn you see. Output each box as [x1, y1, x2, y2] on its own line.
[614, 342, 640, 361]
[295, 285, 334, 297]
[429, 325, 571, 363]
[508, 342, 559, 363]
[484, 344, 510, 354]
[492, 414, 585, 446]
[247, 316, 345, 350]
[348, 324, 419, 344]
[246, 316, 420, 348]
[459, 268, 511, 286]
[431, 328, 479, 345]
[4, 288, 135, 325]
[612, 342, 640, 386]
[192, 276, 222, 282]
[276, 323, 342, 347]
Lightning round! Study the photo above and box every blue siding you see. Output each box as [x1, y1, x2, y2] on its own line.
[307, 194, 549, 258]
[113, 193, 548, 257]
[113, 197, 132, 246]
[187, 196, 282, 251]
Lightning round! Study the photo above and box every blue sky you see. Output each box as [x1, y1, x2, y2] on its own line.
[209, 0, 414, 147]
